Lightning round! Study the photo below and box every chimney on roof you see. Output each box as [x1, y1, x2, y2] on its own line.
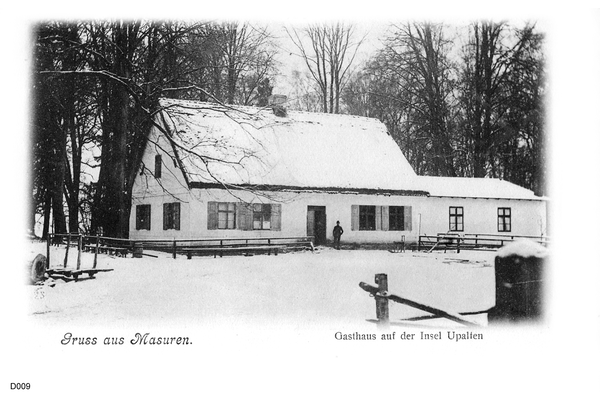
[268, 94, 288, 117]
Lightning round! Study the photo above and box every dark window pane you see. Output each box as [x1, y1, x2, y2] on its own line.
[359, 206, 376, 231]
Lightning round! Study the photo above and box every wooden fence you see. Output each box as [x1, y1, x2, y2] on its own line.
[49, 233, 314, 261]
[359, 273, 487, 327]
[417, 233, 549, 253]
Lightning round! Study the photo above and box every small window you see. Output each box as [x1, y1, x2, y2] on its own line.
[359, 206, 376, 231]
[449, 206, 464, 232]
[389, 206, 405, 231]
[498, 207, 511, 232]
[218, 202, 236, 229]
[136, 204, 151, 230]
[253, 203, 272, 230]
[155, 155, 162, 179]
[163, 202, 180, 230]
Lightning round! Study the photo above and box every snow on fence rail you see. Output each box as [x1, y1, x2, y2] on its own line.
[417, 233, 549, 253]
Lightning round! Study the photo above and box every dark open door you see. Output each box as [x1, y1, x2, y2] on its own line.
[307, 206, 327, 246]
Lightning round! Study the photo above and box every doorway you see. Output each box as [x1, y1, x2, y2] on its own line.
[307, 206, 327, 246]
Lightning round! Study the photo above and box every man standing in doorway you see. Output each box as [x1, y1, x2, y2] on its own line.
[333, 221, 344, 250]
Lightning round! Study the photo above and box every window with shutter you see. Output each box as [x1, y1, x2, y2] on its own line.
[136, 204, 151, 230]
[389, 206, 405, 231]
[209, 202, 235, 229]
[163, 202, 181, 230]
[253, 203, 272, 230]
[359, 206, 376, 231]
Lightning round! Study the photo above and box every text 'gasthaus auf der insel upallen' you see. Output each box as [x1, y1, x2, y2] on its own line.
[334, 331, 484, 342]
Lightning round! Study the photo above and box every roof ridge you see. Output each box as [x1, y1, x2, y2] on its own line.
[158, 97, 381, 124]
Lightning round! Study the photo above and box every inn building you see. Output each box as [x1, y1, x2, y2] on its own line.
[129, 98, 547, 246]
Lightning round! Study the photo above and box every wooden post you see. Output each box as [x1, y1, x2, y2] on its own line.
[76, 234, 82, 270]
[457, 238, 461, 254]
[374, 273, 389, 325]
[172, 240, 176, 259]
[93, 234, 100, 269]
[64, 234, 71, 268]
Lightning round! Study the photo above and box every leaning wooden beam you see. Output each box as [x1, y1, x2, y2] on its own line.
[359, 282, 481, 327]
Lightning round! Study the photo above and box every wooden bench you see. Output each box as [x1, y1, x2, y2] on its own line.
[84, 245, 129, 257]
[418, 234, 461, 253]
[179, 245, 284, 259]
[47, 268, 114, 282]
[278, 240, 314, 251]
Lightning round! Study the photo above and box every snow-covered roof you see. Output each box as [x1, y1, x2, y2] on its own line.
[158, 98, 421, 192]
[415, 176, 541, 200]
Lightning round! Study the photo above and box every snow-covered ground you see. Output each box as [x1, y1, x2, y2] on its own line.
[27, 241, 496, 329]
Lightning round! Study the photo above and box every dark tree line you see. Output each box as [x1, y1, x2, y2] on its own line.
[342, 21, 547, 195]
[31, 20, 277, 239]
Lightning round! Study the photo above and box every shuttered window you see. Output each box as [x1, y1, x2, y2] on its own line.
[218, 202, 236, 229]
[498, 207, 511, 232]
[163, 202, 180, 230]
[352, 205, 412, 232]
[389, 206, 405, 231]
[359, 206, 376, 231]
[207, 202, 236, 230]
[155, 155, 162, 179]
[253, 203, 272, 230]
[449, 206, 464, 232]
[136, 204, 151, 230]
[208, 202, 281, 231]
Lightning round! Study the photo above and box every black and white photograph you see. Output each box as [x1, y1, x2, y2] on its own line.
[2, 2, 600, 399]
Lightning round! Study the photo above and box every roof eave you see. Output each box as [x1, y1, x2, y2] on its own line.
[189, 181, 429, 197]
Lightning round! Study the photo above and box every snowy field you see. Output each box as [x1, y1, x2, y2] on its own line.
[26, 241, 496, 329]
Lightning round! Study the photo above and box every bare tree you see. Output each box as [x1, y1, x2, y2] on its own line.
[287, 23, 365, 113]
[344, 21, 546, 193]
[32, 20, 282, 238]
[363, 22, 457, 176]
[457, 21, 542, 180]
